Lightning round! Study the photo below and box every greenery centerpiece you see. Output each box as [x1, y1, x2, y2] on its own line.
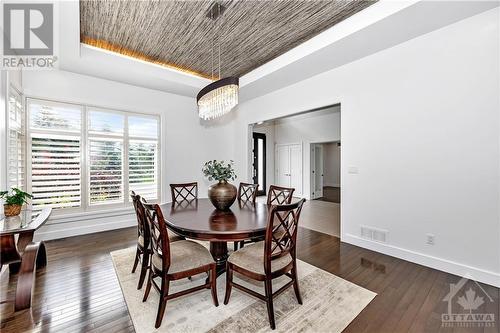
[0, 188, 32, 217]
[202, 160, 237, 211]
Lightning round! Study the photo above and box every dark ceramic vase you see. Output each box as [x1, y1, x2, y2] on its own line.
[208, 181, 237, 211]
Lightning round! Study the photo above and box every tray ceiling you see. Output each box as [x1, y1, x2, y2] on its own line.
[80, 0, 375, 79]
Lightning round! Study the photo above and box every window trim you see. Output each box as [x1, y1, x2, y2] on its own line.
[7, 84, 26, 191]
[24, 96, 162, 217]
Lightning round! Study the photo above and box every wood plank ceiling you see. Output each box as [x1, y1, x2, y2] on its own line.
[80, 0, 376, 79]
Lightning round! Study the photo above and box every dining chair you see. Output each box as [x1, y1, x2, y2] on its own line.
[267, 185, 295, 205]
[224, 198, 306, 329]
[237, 182, 259, 205]
[131, 192, 182, 290]
[170, 182, 198, 203]
[142, 203, 218, 328]
[130, 191, 152, 290]
[234, 183, 259, 251]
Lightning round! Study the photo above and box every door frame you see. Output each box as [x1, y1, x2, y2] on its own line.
[252, 132, 266, 196]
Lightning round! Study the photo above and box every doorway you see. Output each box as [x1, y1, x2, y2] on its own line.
[310, 141, 340, 203]
[252, 132, 266, 196]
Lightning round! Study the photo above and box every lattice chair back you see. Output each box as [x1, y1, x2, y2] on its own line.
[237, 182, 258, 205]
[143, 203, 171, 272]
[267, 185, 295, 205]
[170, 182, 198, 204]
[130, 191, 150, 248]
[264, 198, 305, 273]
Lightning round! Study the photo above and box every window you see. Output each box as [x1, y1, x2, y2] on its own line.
[88, 110, 125, 205]
[24, 99, 160, 214]
[28, 100, 83, 211]
[7, 87, 25, 190]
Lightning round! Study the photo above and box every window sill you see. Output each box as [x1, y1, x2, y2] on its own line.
[47, 206, 135, 225]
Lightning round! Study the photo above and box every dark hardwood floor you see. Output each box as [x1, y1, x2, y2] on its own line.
[1, 227, 498, 332]
[318, 186, 340, 203]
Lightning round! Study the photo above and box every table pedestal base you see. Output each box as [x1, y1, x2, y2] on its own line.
[209, 241, 228, 277]
[0, 232, 47, 311]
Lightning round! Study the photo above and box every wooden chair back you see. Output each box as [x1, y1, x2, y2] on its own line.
[264, 198, 305, 274]
[237, 182, 258, 204]
[130, 191, 150, 248]
[170, 182, 198, 203]
[267, 185, 295, 205]
[143, 203, 171, 272]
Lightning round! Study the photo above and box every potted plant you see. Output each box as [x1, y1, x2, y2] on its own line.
[202, 160, 237, 211]
[0, 188, 32, 217]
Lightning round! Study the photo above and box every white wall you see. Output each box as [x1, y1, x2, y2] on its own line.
[22, 69, 234, 240]
[233, 8, 500, 287]
[0, 72, 8, 198]
[273, 107, 341, 198]
[323, 142, 341, 187]
[252, 123, 275, 194]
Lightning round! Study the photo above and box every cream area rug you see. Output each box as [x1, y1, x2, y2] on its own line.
[111, 247, 376, 333]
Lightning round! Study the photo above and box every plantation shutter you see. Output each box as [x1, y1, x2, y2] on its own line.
[128, 116, 159, 201]
[28, 99, 82, 212]
[89, 138, 124, 205]
[88, 110, 125, 205]
[129, 141, 158, 200]
[7, 88, 25, 190]
[31, 134, 81, 209]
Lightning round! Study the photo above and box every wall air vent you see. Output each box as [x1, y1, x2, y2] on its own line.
[360, 225, 388, 243]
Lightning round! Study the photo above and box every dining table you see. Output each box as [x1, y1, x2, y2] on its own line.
[159, 199, 269, 276]
[0, 208, 52, 311]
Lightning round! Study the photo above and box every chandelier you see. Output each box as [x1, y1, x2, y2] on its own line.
[197, 3, 239, 120]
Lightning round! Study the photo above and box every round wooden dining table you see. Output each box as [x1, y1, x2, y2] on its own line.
[159, 199, 269, 276]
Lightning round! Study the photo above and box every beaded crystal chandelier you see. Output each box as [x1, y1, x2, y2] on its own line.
[197, 3, 239, 121]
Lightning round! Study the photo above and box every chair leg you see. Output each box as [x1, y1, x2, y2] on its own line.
[233, 242, 238, 251]
[291, 263, 302, 304]
[223, 263, 233, 305]
[210, 264, 219, 306]
[264, 279, 276, 330]
[142, 269, 153, 302]
[155, 276, 170, 328]
[137, 252, 149, 290]
[132, 248, 140, 273]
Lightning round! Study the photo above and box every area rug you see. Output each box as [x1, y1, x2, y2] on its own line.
[111, 247, 376, 333]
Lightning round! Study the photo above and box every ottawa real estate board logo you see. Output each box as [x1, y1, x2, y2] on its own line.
[2, 3, 56, 69]
[442, 277, 496, 328]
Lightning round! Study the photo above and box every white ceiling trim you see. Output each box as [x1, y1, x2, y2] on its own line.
[239, 0, 419, 87]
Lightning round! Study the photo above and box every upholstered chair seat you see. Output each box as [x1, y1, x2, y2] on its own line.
[138, 234, 182, 250]
[228, 242, 292, 275]
[139, 234, 182, 248]
[151, 240, 214, 274]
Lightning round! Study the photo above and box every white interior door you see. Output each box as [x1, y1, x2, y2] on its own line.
[289, 144, 303, 196]
[277, 145, 290, 187]
[314, 145, 324, 198]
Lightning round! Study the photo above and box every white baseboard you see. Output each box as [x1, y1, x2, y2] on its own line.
[34, 214, 136, 241]
[343, 233, 500, 288]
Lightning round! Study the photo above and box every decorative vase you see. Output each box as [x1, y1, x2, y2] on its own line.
[208, 180, 237, 211]
[4, 204, 22, 217]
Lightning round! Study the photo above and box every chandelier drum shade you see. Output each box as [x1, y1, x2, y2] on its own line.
[197, 77, 239, 120]
[197, 2, 239, 120]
